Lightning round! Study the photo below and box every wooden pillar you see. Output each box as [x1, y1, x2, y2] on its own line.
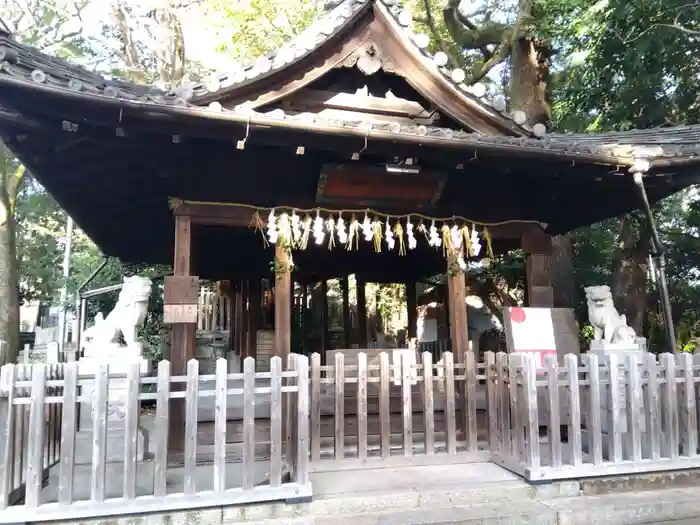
[300, 283, 308, 353]
[341, 276, 351, 347]
[247, 278, 261, 360]
[447, 253, 469, 358]
[320, 280, 329, 355]
[443, 283, 451, 344]
[356, 276, 368, 347]
[169, 215, 196, 452]
[274, 245, 291, 358]
[522, 229, 554, 307]
[405, 282, 417, 340]
[235, 282, 244, 357]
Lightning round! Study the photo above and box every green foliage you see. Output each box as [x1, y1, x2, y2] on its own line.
[204, 0, 323, 60]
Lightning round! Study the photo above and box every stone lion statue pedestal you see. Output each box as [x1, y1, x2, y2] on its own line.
[78, 276, 153, 462]
[582, 285, 650, 460]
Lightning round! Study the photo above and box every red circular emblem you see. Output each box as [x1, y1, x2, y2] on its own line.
[510, 307, 527, 324]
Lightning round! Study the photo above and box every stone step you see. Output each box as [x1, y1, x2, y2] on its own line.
[309, 480, 540, 516]
[239, 500, 557, 525]
[545, 486, 700, 525]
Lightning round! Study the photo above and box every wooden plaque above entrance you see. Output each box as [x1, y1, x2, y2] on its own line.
[316, 163, 446, 209]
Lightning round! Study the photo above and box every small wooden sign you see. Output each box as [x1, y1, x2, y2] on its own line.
[164, 276, 199, 304]
[164, 275, 199, 324]
[164, 304, 198, 324]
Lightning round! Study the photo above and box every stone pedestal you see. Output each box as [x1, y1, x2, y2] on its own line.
[78, 345, 151, 461]
[584, 342, 648, 459]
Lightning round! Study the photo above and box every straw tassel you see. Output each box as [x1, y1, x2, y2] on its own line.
[249, 210, 268, 247]
[482, 226, 495, 259]
[372, 218, 383, 253]
[347, 214, 360, 251]
[299, 215, 312, 250]
[394, 222, 406, 256]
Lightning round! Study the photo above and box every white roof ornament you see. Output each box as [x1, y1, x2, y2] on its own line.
[630, 158, 651, 176]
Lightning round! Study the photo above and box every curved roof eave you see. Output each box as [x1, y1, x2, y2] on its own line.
[2, 72, 700, 171]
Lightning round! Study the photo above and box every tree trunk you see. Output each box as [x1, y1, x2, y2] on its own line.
[550, 235, 577, 309]
[0, 183, 19, 365]
[611, 216, 649, 336]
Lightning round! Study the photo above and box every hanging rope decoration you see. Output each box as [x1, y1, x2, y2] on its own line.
[253, 207, 496, 265]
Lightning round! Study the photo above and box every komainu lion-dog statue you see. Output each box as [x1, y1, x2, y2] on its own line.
[585, 285, 636, 344]
[80, 276, 153, 353]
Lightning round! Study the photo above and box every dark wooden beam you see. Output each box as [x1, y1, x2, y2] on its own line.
[172, 200, 543, 239]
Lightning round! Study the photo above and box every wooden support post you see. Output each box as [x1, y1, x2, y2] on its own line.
[235, 282, 244, 358]
[341, 276, 351, 347]
[274, 245, 291, 359]
[247, 279, 261, 360]
[447, 253, 469, 358]
[169, 215, 196, 452]
[321, 280, 329, 356]
[522, 229, 554, 307]
[406, 282, 417, 340]
[301, 283, 308, 353]
[447, 252, 470, 436]
[356, 276, 368, 347]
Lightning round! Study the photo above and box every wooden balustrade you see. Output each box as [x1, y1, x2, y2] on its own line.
[492, 352, 700, 481]
[0, 356, 310, 522]
[3, 350, 700, 521]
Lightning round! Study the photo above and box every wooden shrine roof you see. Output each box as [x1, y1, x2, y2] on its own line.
[1, 0, 700, 279]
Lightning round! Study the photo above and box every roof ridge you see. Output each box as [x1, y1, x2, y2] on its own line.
[187, 0, 369, 101]
[0, 0, 548, 138]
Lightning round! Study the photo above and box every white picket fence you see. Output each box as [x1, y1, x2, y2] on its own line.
[0, 356, 310, 522]
[492, 352, 700, 480]
[2, 350, 700, 522]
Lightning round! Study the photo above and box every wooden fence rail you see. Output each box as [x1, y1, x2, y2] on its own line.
[309, 350, 490, 471]
[0, 356, 310, 523]
[492, 352, 700, 481]
[0, 364, 63, 508]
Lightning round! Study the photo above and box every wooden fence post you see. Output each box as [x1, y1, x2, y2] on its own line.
[661, 353, 679, 459]
[153, 360, 171, 497]
[0, 364, 16, 508]
[645, 354, 662, 461]
[485, 351, 498, 453]
[269, 356, 283, 487]
[625, 354, 643, 462]
[565, 354, 582, 467]
[310, 353, 321, 462]
[522, 354, 540, 472]
[213, 357, 229, 493]
[607, 353, 623, 463]
[422, 352, 435, 456]
[544, 355, 562, 468]
[334, 352, 344, 460]
[294, 354, 310, 484]
[582, 353, 602, 466]
[678, 353, 698, 456]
